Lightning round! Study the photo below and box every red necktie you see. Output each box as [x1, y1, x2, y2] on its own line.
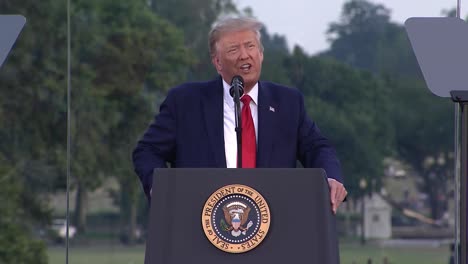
[240, 95, 256, 168]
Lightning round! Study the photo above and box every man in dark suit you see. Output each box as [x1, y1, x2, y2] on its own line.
[133, 17, 347, 213]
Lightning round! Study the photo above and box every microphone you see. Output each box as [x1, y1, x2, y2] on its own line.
[229, 75, 244, 168]
[229, 75, 244, 98]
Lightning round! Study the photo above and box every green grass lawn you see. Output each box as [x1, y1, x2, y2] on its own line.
[340, 243, 450, 264]
[48, 245, 145, 264]
[48, 243, 450, 264]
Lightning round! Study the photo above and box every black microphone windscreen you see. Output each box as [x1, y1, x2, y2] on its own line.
[229, 75, 244, 98]
[231, 75, 244, 87]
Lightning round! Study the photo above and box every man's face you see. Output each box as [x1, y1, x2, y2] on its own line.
[212, 30, 264, 92]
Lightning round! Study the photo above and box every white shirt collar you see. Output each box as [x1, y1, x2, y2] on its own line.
[223, 79, 258, 109]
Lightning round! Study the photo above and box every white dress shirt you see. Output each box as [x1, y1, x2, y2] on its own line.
[223, 79, 258, 168]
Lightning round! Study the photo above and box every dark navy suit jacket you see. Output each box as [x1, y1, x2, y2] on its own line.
[133, 77, 343, 199]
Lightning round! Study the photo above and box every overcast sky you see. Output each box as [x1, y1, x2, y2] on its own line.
[235, 0, 460, 55]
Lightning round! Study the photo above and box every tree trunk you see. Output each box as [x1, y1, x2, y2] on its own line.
[429, 193, 439, 220]
[128, 198, 138, 243]
[74, 182, 88, 234]
[425, 180, 441, 220]
[120, 179, 138, 244]
[344, 199, 352, 237]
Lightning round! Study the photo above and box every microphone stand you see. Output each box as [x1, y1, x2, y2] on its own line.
[233, 86, 242, 168]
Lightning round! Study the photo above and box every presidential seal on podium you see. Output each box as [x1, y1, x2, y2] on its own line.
[201, 184, 271, 253]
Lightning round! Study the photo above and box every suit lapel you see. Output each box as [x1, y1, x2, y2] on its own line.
[202, 77, 227, 168]
[257, 82, 276, 167]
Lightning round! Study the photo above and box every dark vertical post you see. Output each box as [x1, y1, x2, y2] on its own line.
[359, 178, 367, 245]
[460, 102, 467, 264]
[361, 198, 365, 245]
[452, 92, 468, 264]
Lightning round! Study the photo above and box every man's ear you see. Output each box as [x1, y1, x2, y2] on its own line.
[212, 55, 222, 72]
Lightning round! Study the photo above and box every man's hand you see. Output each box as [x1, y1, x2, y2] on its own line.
[328, 178, 347, 214]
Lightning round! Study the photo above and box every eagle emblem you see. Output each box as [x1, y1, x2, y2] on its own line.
[220, 201, 254, 237]
[202, 184, 271, 253]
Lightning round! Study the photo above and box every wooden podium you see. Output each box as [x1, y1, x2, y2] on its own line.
[145, 168, 339, 264]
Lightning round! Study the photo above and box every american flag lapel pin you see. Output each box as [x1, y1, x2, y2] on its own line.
[269, 106, 275, 112]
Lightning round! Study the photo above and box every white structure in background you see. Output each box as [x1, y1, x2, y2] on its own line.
[51, 218, 76, 240]
[364, 193, 392, 239]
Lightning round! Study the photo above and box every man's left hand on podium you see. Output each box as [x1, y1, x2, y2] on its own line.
[328, 178, 347, 214]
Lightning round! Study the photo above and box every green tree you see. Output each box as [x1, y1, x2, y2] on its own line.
[150, 0, 240, 81]
[324, 0, 454, 218]
[0, 161, 48, 264]
[324, 0, 420, 78]
[286, 46, 393, 197]
[260, 28, 291, 85]
[0, 0, 67, 260]
[0, 0, 67, 189]
[386, 77, 453, 219]
[69, 0, 192, 236]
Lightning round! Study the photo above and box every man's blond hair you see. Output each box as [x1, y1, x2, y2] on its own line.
[208, 17, 264, 58]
